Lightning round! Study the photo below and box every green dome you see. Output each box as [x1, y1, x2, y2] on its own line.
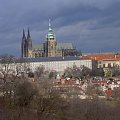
[47, 32, 55, 39]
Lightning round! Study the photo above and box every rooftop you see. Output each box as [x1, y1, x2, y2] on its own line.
[33, 42, 75, 51]
[24, 56, 87, 63]
[81, 53, 120, 61]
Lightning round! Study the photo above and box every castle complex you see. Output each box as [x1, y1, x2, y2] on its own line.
[21, 20, 78, 58]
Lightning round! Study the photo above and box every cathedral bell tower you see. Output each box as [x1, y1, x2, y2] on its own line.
[21, 29, 27, 57]
[26, 28, 33, 57]
[45, 19, 57, 57]
[21, 28, 33, 58]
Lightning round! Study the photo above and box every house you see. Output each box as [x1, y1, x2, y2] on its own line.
[81, 53, 120, 77]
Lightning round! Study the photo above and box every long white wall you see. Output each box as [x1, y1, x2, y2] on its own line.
[29, 59, 93, 72]
[0, 59, 94, 75]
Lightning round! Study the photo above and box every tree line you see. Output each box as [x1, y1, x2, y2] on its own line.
[0, 54, 120, 119]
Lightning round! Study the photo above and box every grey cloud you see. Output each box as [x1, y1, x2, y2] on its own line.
[0, 0, 120, 56]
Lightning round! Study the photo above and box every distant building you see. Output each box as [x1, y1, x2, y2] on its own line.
[24, 56, 96, 73]
[21, 20, 79, 58]
[0, 56, 96, 75]
[81, 53, 120, 68]
[81, 53, 120, 77]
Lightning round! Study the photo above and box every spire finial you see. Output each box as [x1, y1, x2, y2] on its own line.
[46, 19, 56, 39]
[49, 19, 51, 27]
[48, 19, 52, 32]
[22, 29, 26, 38]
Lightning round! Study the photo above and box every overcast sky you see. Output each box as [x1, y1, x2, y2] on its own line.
[0, 0, 120, 56]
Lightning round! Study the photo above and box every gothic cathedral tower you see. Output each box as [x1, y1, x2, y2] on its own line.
[21, 29, 33, 58]
[27, 28, 33, 57]
[21, 29, 27, 57]
[45, 19, 57, 57]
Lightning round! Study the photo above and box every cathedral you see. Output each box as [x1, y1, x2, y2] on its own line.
[21, 20, 78, 58]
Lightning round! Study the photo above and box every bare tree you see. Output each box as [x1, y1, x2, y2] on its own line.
[48, 70, 57, 79]
[64, 67, 73, 78]
[0, 54, 16, 101]
[14, 80, 38, 107]
[81, 65, 92, 79]
[92, 68, 105, 77]
[112, 65, 120, 77]
[34, 65, 45, 79]
[0, 55, 31, 106]
[64, 65, 92, 79]
[15, 58, 31, 77]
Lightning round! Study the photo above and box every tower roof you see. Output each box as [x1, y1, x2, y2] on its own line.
[27, 28, 31, 39]
[22, 29, 26, 39]
[46, 19, 56, 39]
[48, 19, 52, 32]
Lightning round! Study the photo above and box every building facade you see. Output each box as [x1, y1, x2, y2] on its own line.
[21, 20, 78, 58]
[0, 56, 96, 77]
[25, 56, 96, 73]
[81, 53, 120, 77]
[81, 53, 120, 68]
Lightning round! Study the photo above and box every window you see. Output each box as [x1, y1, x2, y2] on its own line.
[103, 64, 105, 68]
[108, 63, 111, 68]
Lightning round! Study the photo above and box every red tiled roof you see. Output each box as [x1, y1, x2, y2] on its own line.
[81, 53, 120, 61]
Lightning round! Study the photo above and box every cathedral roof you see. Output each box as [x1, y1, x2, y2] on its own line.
[57, 43, 75, 50]
[32, 42, 75, 51]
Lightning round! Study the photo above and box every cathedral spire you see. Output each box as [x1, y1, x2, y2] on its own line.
[46, 19, 56, 39]
[22, 29, 26, 39]
[26, 28, 32, 51]
[48, 19, 52, 32]
[27, 28, 31, 39]
[21, 29, 27, 58]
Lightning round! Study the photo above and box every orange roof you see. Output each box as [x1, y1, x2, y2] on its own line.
[81, 53, 120, 61]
